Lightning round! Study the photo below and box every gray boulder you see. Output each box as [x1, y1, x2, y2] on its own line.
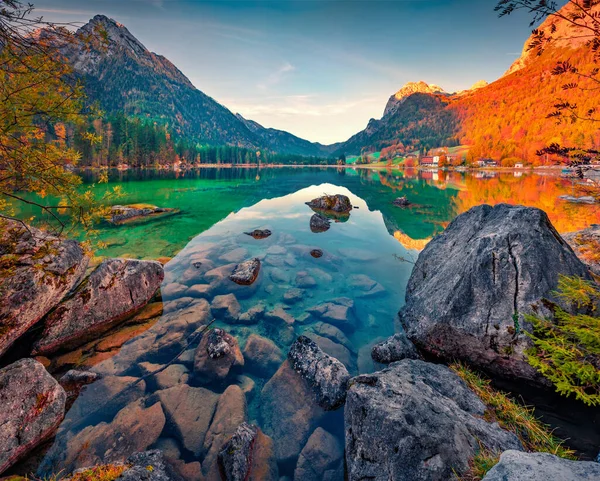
[0, 359, 66, 475]
[288, 336, 350, 410]
[400, 204, 591, 384]
[229, 258, 261, 286]
[33, 258, 164, 355]
[371, 333, 420, 364]
[345, 359, 523, 481]
[0, 220, 88, 358]
[482, 450, 600, 481]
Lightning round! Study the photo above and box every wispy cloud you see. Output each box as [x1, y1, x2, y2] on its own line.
[35, 8, 98, 16]
[257, 62, 295, 90]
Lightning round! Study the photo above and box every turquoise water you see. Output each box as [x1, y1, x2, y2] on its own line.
[25, 167, 599, 479]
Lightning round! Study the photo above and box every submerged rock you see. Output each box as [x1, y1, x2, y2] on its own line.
[244, 229, 272, 239]
[307, 298, 355, 332]
[482, 450, 600, 480]
[109, 204, 178, 225]
[371, 333, 420, 364]
[260, 360, 325, 466]
[218, 423, 278, 481]
[0, 359, 66, 475]
[310, 213, 331, 233]
[310, 249, 324, 258]
[194, 328, 244, 382]
[33, 259, 164, 355]
[203, 385, 247, 476]
[401, 204, 591, 384]
[58, 399, 165, 471]
[59, 369, 100, 409]
[154, 384, 219, 457]
[288, 336, 350, 410]
[294, 428, 344, 481]
[0, 219, 88, 358]
[306, 194, 352, 213]
[345, 359, 522, 481]
[210, 294, 241, 322]
[229, 258, 261, 286]
[243, 334, 284, 378]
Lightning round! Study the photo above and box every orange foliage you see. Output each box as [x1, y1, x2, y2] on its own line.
[454, 175, 600, 232]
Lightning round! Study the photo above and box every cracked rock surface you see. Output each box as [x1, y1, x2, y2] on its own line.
[400, 204, 591, 384]
[33, 258, 164, 355]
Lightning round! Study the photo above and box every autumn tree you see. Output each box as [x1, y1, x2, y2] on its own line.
[0, 0, 117, 235]
[496, 0, 600, 195]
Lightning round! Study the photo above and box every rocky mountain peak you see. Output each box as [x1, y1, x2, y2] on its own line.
[383, 81, 446, 117]
[79, 14, 148, 59]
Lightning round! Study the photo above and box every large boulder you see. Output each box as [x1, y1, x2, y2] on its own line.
[33, 259, 164, 355]
[400, 204, 591, 383]
[344, 359, 522, 481]
[481, 450, 600, 481]
[217, 423, 278, 481]
[288, 336, 350, 410]
[0, 359, 66, 475]
[0, 220, 88, 358]
[260, 360, 325, 466]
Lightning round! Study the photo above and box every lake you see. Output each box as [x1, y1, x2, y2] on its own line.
[20, 167, 599, 479]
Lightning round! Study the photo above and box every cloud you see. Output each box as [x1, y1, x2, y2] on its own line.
[35, 8, 98, 16]
[257, 62, 295, 89]
[225, 94, 379, 119]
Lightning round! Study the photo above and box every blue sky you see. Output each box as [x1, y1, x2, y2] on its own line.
[33, 0, 560, 144]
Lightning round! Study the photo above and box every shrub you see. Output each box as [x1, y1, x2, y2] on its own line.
[525, 275, 600, 406]
[451, 363, 575, 480]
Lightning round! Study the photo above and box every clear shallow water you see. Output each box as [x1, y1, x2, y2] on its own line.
[19, 167, 599, 478]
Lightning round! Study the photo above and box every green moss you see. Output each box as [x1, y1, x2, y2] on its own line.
[525, 275, 600, 406]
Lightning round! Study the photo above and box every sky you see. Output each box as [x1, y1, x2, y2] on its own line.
[31, 0, 559, 144]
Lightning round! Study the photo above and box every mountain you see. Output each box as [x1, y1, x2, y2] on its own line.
[235, 113, 339, 157]
[335, 2, 600, 163]
[64, 15, 331, 157]
[383, 81, 446, 117]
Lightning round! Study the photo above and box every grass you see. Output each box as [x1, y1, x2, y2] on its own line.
[21, 464, 128, 481]
[451, 362, 576, 480]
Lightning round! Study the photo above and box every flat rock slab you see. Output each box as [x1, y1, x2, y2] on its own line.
[345, 359, 522, 481]
[401, 204, 591, 384]
[482, 450, 600, 481]
[154, 384, 219, 456]
[33, 258, 164, 355]
[260, 360, 325, 466]
[0, 359, 66, 475]
[0, 220, 88, 358]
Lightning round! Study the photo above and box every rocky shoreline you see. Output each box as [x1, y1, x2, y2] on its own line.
[1, 200, 599, 481]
